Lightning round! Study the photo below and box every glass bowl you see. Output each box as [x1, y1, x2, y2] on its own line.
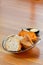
[2, 34, 40, 53]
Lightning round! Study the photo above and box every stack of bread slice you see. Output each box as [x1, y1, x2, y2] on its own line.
[5, 30, 38, 51]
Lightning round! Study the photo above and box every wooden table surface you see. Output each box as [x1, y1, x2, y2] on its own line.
[0, 0, 43, 65]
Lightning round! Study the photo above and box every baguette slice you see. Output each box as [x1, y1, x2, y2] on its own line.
[20, 35, 33, 48]
[5, 35, 23, 51]
[18, 30, 38, 42]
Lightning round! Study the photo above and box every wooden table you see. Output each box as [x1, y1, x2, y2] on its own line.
[0, 0, 43, 65]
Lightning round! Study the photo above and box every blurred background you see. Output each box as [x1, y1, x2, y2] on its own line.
[0, 0, 43, 35]
[0, 0, 43, 42]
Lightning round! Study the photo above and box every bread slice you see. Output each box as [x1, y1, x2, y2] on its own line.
[20, 35, 32, 48]
[5, 35, 23, 51]
[18, 30, 38, 42]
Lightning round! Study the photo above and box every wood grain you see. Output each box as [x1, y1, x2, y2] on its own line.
[0, 0, 43, 65]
